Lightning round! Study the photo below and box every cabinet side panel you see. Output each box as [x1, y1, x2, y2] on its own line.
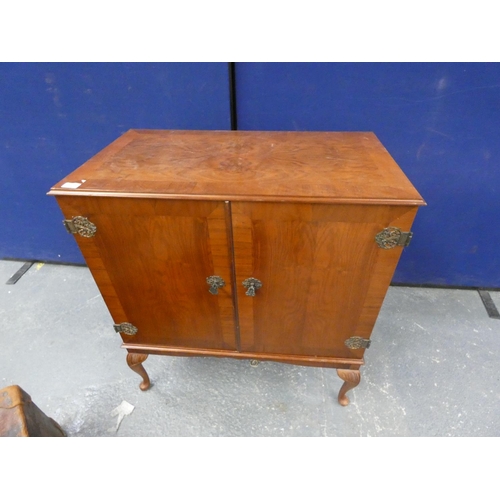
[353, 207, 418, 339]
[55, 196, 129, 328]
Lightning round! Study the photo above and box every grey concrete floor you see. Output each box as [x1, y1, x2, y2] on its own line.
[1, 259, 499, 437]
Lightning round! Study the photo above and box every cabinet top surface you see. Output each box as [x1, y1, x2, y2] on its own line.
[49, 129, 425, 205]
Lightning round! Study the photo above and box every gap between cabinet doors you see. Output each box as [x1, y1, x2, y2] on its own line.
[224, 200, 241, 351]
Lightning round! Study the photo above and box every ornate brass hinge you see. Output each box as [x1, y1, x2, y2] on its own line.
[63, 216, 97, 238]
[375, 227, 412, 249]
[344, 337, 371, 349]
[113, 323, 138, 336]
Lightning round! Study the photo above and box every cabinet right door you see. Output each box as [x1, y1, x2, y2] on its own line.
[232, 202, 419, 359]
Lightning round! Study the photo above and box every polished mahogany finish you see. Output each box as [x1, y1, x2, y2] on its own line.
[50, 130, 424, 205]
[49, 130, 424, 406]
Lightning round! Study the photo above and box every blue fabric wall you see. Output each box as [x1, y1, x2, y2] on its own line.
[2, 62, 499, 287]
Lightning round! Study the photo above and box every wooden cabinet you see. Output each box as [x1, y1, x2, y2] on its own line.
[49, 130, 424, 405]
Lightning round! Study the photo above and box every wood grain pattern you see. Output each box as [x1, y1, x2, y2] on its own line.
[55, 196, 236, 350]
[231, 209, 255, 348]
[225, 201, 241, 350]
[352, 207, 418, 347]
[48, 130, 425, 206]
[206, 203, 236, 347]
[232, 202, 417, 358]
[55, 196, 129, 334]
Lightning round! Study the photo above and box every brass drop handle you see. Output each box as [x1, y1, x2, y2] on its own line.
[242, 277, 262, 297]
[206, 276, 225, 295]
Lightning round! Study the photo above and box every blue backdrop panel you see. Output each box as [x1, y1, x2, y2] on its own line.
[0, 63, 230, 264]
[235, 62, 500, 288]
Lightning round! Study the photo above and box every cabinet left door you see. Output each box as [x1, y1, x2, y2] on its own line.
[55, 196, 237, 350]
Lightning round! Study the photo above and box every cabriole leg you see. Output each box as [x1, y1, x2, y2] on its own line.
[126, 353, 151, 391]
[336, 369, 361, 406]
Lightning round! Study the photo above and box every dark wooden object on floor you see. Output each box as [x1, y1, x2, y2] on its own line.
[48, 130, 425, 406]
[0, 385, 65, 437]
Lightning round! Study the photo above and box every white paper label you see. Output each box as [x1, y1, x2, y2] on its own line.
[61, 182, 82, 189]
